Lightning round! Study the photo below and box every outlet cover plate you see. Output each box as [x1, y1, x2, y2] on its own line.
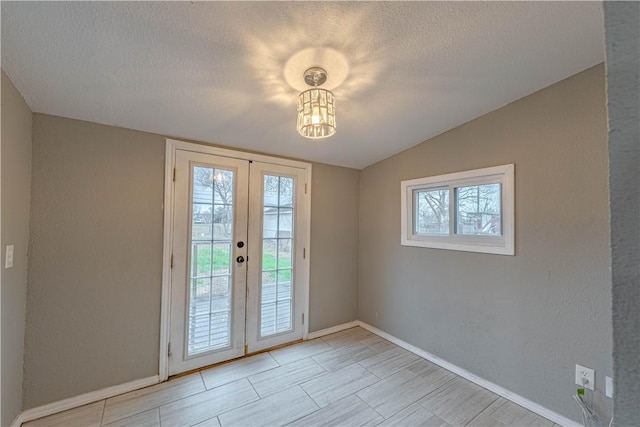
[575, 364, 595, 391]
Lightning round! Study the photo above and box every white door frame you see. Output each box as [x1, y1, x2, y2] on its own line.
[160, 138, 312, 381]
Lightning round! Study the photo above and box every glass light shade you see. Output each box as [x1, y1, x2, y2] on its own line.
[297, 88, 336, 139]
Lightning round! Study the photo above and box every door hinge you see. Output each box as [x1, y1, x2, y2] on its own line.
[305, 183, 307, 194]
[244, 343, 248, 354]
[170, 254, 174, 268]
[302, 313, 305, 325]
[168, 342, 172, 357]
[173, 167, 176, 182]
[303, 248, 306, 259]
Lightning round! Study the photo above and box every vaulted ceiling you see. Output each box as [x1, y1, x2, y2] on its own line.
[1, 2, 604, 169]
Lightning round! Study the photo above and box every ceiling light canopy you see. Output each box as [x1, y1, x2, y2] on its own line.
[297, 67, 336, 139]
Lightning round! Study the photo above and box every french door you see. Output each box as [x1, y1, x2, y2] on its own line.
[168, 149, 308, 376]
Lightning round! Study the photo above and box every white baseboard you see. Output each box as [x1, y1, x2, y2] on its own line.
[307, 321, 359, 340]
[9, 413, 27, 427]
[356, 321, 579, 427]
[12, 375, 160, 427]
[11, 322, 357, 426]
[11, 321, 579, 427]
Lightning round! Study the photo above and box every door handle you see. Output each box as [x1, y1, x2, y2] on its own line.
[236, 256, 245, 264]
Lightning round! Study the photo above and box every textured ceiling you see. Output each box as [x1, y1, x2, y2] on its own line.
[1, 2, 604, 169]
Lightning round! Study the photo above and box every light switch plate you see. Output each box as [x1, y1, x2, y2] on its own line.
[606, 376, 613, 398]
[5, 245, 14, 269]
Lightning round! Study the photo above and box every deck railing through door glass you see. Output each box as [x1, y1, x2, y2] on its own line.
[261, 175, 294, 337]
[188, 166, 234, 355]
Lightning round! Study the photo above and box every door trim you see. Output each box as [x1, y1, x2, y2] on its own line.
[160, 138, 312, 381]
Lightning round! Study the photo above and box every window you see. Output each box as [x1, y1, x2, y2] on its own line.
[401, 164, 514, 255]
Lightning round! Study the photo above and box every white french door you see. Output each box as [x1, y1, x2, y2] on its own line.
[168, 148, 308, 376]
[246, 162, 307, 353]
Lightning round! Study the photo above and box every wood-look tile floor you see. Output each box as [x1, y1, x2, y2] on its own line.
[23, 327, 559, 427]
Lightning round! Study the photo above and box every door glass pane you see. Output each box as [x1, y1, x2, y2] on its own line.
[414, 188, 449, 235]
[260, 175, 294, 337]
[455, 183, 501, 236]
[188, 166, 234, 355]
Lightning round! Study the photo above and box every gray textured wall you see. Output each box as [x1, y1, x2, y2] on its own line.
[1, 70, 33, 426]
[309, 163, 359, 331]
[23, 114, 359, 409]
[604, 3, 640, 425]
[24, 115, 165, 409]
[358, 65, 612, 422]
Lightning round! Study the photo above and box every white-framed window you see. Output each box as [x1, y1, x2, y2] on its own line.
[401, 164, 515, 255]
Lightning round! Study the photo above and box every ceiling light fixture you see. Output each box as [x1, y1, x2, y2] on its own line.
[297, 67, 336, 139]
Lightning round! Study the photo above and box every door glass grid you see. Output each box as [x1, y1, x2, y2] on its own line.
[260, 175, 294, 337]
[188, 166, 234, 355]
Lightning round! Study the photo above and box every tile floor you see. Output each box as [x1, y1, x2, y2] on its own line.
[23, 327, 559, 427]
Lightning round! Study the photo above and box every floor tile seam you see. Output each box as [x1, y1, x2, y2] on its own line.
[368, 379, 442, 421]
[312, 358, 352, 373]
[269, 345, 334, 366]
[206, 384, 264, 424]
[323, 334, 364, 348]
[353, 392, 378, 414]
[356, 361, 384, 380]
[157, 378, 259, 426]
[361, 344, 387, 354]
[309, 353, 324, 366]
[367, 360, 421, 380]
[310, 347, 358, 363]
[296, 365, 332, 391]
[370, 403, 388, 420]
[305, 344, 340, 359]
[417, 375, 458, 404]
[245, 374, 262, 399]
[103, 392, 194, 427]
[192, 414, 220, 427]
[297, 381, 322, 408]
[291, 363, 332, 391]
[283, 384, 323, 425]
[98, 399, 107, 427]
[248, 362, 328, 399]
[303, 338, 334, 359]
[305, 355, 329, 372]
[301, 367, 381, 408]
[478, 397, 508, 420]
[461, 394, 501, 427]
[490, 404, 553, 427]
[198, 371, 206, 390]
[201, 361, 282, 390]
[357, 351, 399, 370]
[353, 370, 384, 395]
[369, 350, 410, 366]
[246, 385, 319, 426]
[374, 400, 422, 422]
[318, 336, 340, 349]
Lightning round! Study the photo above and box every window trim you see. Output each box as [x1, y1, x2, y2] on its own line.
[401, 164, 515, 255]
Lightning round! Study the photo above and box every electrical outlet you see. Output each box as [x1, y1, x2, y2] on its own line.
[575, 364, 595, 391]
[606, 376, 613, 398]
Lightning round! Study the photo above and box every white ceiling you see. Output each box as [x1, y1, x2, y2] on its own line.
[1, 2, 604, 169]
